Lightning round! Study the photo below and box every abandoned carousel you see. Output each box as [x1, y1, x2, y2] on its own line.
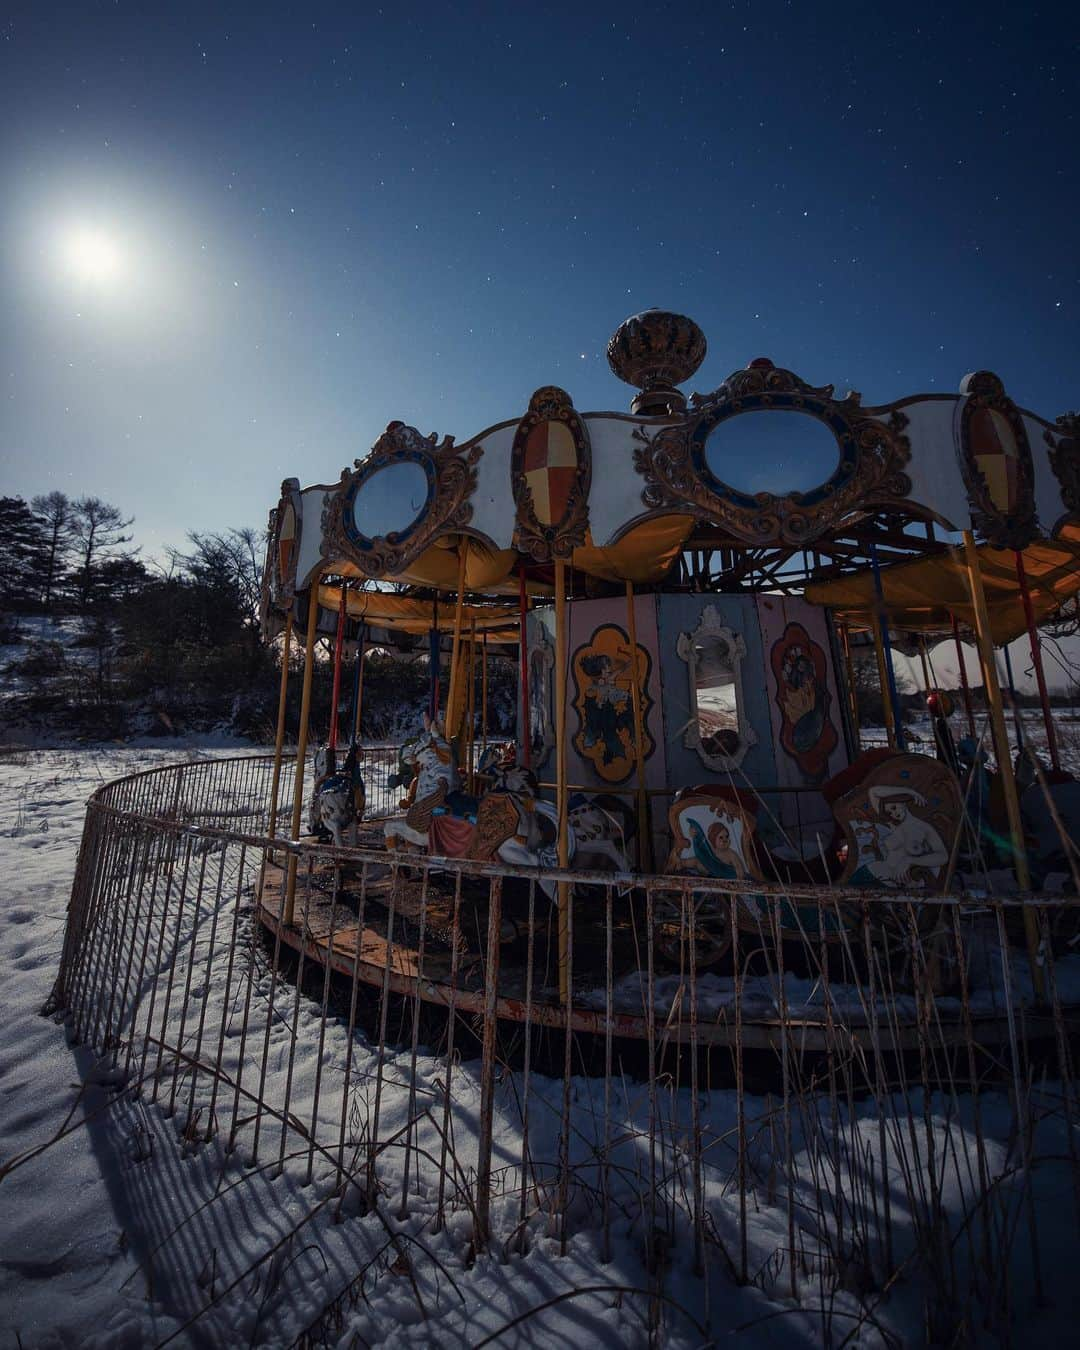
[49, 311, 1080, 1316]
[247, 308, 1080, 1043]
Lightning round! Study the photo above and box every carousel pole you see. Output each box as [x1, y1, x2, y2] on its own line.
[351, 622, 366, 744]
[1015, 549, 1061, 772]
[871, 621, 897, 749]
[430, 594, 440, 721]
[445, 539, 469, 738]
[961, 531, 1042, 996]
[285, 580, 321, 926]
[327, 582, 347, 752]
[554, 559, 571, 1005]
[869, 542, 906, 750]
[839, 621, 862, 747]
[624, 580, 651, 872]
[518, 564, 532, 769]
[466, 615, 477, 789]
[267, 610, 294, 842]
[917, 636, 933, 695]
[951, 614, 977, 739]
[481, 629, 489, 755]
[1001, 644, 1026, 754]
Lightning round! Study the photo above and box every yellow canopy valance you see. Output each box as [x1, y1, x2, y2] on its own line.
[316, 584, 519, 640]
[805, 530, 1080, 645]
[320, 514, 695, 593]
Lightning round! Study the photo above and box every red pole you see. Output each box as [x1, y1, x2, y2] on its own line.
[1015, 549, 1061, 773]
[518, 564, 532, 769]
[952, 613, 976, 740]
[327, 582, 347, 751]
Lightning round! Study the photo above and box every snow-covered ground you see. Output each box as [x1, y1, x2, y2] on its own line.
[3, 745, 1080, 1347]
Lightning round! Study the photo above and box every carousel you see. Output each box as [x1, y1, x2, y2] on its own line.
[256, 309, 1080, 1048]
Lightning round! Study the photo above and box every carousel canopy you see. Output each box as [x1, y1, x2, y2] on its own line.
[262, 310, 1079, 620]
[805, 527, 1080, 646]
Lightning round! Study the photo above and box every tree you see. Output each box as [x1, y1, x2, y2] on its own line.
[171, 527, 265, 646]
[0, 496, 49, 612]
[68, 496, 136, 610]
[30, 491, 72, 611]
[849, 650, 914, 729]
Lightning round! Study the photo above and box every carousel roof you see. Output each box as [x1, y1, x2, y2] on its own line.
[262, 310, 1080, 620]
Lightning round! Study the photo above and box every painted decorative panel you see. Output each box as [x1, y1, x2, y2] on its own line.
[756, 595, 849, 848]
[565, 595, 666, 799]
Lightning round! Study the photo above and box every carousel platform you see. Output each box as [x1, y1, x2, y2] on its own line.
[254, 839, 1080, 1057]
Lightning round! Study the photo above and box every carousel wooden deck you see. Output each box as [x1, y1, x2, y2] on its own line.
[254, 842, 1077, 1055]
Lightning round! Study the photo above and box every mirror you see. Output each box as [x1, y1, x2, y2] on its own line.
[351, 460, 429, 540]
[676, 608, 757, 770]
[704, 408, 842, 497]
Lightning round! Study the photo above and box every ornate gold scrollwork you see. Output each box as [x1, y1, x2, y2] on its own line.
[511, 386, 592, 561]
[1047, 411, 1080, 520]
[631, 359, 911, 547]
[321, 421, 480, 577]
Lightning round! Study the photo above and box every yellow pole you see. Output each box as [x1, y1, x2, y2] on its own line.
[285, 584, 320, 926]
[961, 531, 1043, 996]
[624, 580, 651, 872]
[871, 620, 897, 748]
[444, 539, 470, 739]
[554, 559, 571, 1005]
[267, 610, 293, 842]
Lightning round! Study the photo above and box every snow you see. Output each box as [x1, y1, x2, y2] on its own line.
[2, 746, 1080, 1347]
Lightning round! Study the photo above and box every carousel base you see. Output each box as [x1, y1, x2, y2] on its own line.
[254, 845, 1080, 1057]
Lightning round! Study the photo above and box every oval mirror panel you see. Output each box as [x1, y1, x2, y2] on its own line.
[351, 460, 429, 539]
[704, 409, 842, 496]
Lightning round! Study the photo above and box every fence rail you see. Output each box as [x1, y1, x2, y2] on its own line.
[48, 754, 1080, 1344]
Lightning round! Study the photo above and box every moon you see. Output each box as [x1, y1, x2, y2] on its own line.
[62, 226, 121, 283]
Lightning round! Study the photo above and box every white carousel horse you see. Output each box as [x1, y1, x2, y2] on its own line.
[309, 743, 365, 849]
[382, 715, 460, 851]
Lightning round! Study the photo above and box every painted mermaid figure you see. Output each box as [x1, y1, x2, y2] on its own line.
[847, 786, 949, 888]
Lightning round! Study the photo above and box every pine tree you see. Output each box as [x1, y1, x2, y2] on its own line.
[0, 496, 49, 612]
[31, 491, 72, 612]
[68, 496, 137, 610]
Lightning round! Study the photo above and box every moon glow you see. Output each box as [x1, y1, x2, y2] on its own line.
[62, 227, 121, 283]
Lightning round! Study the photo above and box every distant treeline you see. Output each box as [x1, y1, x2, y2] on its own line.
[0, 493, 515, 744]
[0, 491, 279, 738]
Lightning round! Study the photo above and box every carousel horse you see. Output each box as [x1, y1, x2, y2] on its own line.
[384, 720, 635, 888]
[383, 715, 462, 852]
[309, 743, 366, 849]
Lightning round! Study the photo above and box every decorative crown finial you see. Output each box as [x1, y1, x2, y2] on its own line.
[606, 309, 707, 415]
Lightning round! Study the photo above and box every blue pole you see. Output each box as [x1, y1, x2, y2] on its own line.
[868, 542, 906, 751]
[1001, 643, 1025, 753]
[429, 593, 440, 720]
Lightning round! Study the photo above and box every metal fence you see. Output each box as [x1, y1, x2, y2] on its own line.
[47, 754, 1080, 1344]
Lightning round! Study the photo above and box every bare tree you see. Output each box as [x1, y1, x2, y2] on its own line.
[31, 491, 72, 611]
[173, 527, 264, 631]
[68, 496, 136, 610]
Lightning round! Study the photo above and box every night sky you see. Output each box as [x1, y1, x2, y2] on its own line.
[2, 1, 1077, 559]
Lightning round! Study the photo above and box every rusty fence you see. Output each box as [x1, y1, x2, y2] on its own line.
[44, 754, 1080, 1344]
